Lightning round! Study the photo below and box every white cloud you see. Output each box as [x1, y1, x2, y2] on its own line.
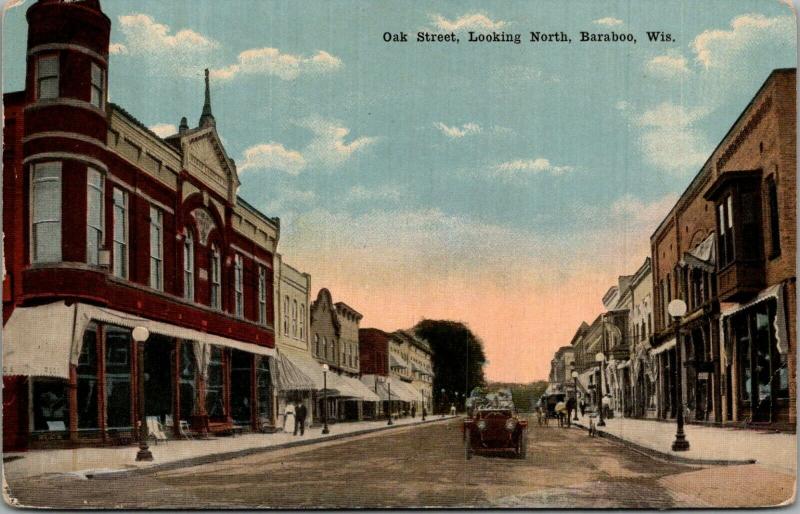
[433, 122, 482, 139]
[299, 116, 377, 168]
[211, 48, 342, 81]
[109, 42, 128, 55]
[148, 123, 177, 138]
[593, 17, 624, 27]
[430, 12, 507, 32]
[645, 53, 690, 78]
[609, 193, 679, 228]
[490, 158, 575, 180]
[118, 14, 217, 54]
[240, 117, 376, 174]
[615, 100, 630, 111]
[346, 185, 404, 203]
[634, 102, 710, 176]
[692, 14, 794, 69]
[239, 142, 307, 175]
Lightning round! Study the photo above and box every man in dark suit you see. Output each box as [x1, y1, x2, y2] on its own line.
[294, 401, 307, 436]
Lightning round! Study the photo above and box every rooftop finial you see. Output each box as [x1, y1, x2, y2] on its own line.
[199, 68, 215, 128]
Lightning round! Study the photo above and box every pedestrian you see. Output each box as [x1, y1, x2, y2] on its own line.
[555, 400, 567, 427]
[295, 401, 307, 436]
[284, 402, 296, 435]
[602, 394, 612, 419]
[535, 405, 543, 426]
[422, 405, 427, 419]
[450, 403, 456, 416]
[579, 398, 586, 417]
[411, 403, 417, 418]
[565, 396, 576, 427]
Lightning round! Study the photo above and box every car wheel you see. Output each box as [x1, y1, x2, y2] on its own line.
[517, 429, 527, 459]
[464, 428, 473, 460]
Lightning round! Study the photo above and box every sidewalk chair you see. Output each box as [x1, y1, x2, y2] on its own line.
[146, 416, 168, 445]
[179, 420, 194, 440]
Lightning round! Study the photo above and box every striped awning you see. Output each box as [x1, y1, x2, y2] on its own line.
[275, 350, 316, 391]
[390, 353, 409, 369]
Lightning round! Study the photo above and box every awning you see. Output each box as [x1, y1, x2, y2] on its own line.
[721, 283, 788, 354]
[275, 350, 316, 391]
[681, 234, 715, 272]
[3, 301, 80, 379]
[337, 375, 381, 402]
[387, 379, 419, 402]
[2, 301, 276, 380]
[281, 350, 341, 395]
[650, 338, 676, 355]
[360, 374, 391, 401]
[389, 353, 409, 369]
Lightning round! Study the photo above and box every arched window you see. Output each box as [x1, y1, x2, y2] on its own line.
[314, 333, 320, 356]
[210, 244, 221, 309]
[183, 230, 194, 301]
[299, 304, 306, 339]
[323, 336, 328, 359]
[234, 254, 244, 317]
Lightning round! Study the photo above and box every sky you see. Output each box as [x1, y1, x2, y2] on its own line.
[2, 0, 796, 382]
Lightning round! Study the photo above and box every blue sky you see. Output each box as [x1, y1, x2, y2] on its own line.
[3, 0, 795, 381]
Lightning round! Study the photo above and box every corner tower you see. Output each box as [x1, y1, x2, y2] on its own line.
[23, 0, 111, 264]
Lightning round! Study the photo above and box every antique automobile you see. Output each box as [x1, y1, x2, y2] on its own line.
[462, 389, 528, 459]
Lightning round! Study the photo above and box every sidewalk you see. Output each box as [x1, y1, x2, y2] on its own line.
[4, 415, 458, 481]
[571, 413, 796, 475]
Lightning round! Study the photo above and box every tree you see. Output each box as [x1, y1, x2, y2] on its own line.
[414, 319, 487, 412]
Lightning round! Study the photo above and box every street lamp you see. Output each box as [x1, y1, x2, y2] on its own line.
[440, 388, 446, 418]
[668, 299, 690, 452]
[595, 351, 606, 427]
[387, 378, 393, 425]
[571, 370, 579, 421]
[132, 326, 152, 462]
[322, 364, 330, 435]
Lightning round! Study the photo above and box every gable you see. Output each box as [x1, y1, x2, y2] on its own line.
[182, 129, 240, 202]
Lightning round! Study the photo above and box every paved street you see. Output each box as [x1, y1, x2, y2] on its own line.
[6, 417, 794, 509]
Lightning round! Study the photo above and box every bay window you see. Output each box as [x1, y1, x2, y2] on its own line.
[149, 206, 163, 290]
[234, 254, 244, 317]
[183, 230, 194, 301]
[36, 54, 59, 100]
[112, 188, 128, 278]
[210, 245, 221, 309]
[31, 162, 62, 263]
[86, 167, 104, 265]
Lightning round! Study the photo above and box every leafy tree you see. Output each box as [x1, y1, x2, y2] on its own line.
[414, 319, 487, 412]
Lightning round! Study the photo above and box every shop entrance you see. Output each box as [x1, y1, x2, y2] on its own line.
[144, 335, 175, 423]
[230, 350, 252, 427]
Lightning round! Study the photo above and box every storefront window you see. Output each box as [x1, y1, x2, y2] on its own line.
[32, 379, 69, 432]
[205, 347, 225, 417]
[77, 324, 99, 429]
[105, 326, 132, 428]
[179, 342, 197, 422]
[256, 357, 272, 424]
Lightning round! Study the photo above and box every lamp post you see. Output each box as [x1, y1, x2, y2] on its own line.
[322, 364, 330, 435]
[571, 370, 579, 421]
[595, 351, 606, 427]
[668, 299, 690, 452]
[387, 378, 393, 425]
[132, 326, 152, 462]
[440, 388, 446, 418]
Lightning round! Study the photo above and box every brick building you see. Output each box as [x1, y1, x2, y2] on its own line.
[651, 68, 796, 430]
[3, 0, 282, 450]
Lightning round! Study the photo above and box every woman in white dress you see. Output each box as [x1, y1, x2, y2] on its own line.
[283, 402, 296, 433]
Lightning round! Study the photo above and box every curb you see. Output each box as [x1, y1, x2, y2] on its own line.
[571, 421, 757, 467]
[85, 416, 456, 479]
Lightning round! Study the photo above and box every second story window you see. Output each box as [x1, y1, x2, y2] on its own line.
[86, 168, 104, 266]
[283, 296, 289, 335]
[768, 177, 781, 258]
[234, 254, 244, 318]
[299, 304, 305, 339]
[718, 195, 735, 268]
[90, 62, 104, 108]
[314, 334, 320, 355]
[31, 162, 62, 263]
[292, 299, 298, 337]
[183, 230, 194, 301]
[149, 206, 163, 291]
[210, 245, 221, 309]
[112, 188, 128, 278]
[36, 55, 59, 100]
[257, 266, 267, 325]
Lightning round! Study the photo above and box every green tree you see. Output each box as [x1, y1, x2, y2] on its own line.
[414, 320, 487, 412]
